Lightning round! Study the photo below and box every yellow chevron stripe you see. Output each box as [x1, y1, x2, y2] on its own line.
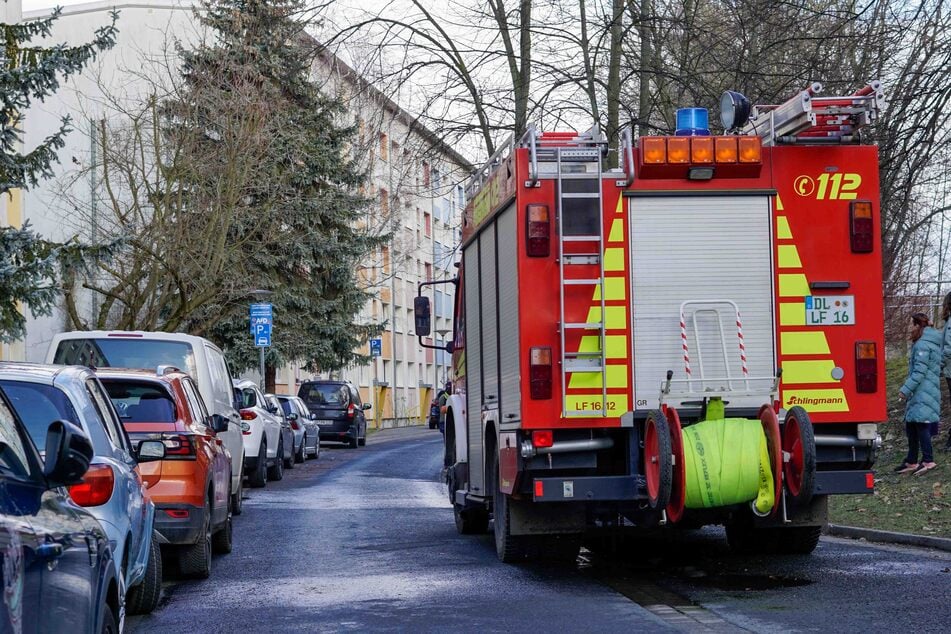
[781, 331, 831, 355]
[776, 194, 785, 212]
[592, 277, 625, 301]
[779, 274, 810, 297]
[782, 389, 849, 412]
[615, 195, 624, 214]
[777, 216, 793, 240]
[780, 302, 806, 326]
[778, 245, 802, 269]
[608, 218, 623, 243]
[604, 247, 625, 271]
[569, 365, 627, 389]
[586, 305, 626, 330]
[782, 360, 839, 384]
[578, 335, 627, 359]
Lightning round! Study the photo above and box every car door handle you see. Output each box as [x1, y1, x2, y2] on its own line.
[36, 543, 64, 562]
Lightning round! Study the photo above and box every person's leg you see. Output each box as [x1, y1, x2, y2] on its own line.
[946, 378, 951, 449]
[906, 421, 920, 465]
[919, 423, 934, 464]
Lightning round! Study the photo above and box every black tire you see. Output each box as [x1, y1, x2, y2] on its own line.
[349, 434, 359, 449]
[269, 439, 285, 481]
[644, 410, 673, 510]
[284, 435, 295, 469]
[212, 511, 233, 554]
[249, 440, 267, 488]
[492, 451, 527, 563]
[231, 473, 244, 516]
[295, 436, 306, 463]
[358, 430, 366, 447]
[783, 406, 817, 507]
[100, 602, 118, 634]
[125, 533, 161, 615]
[179, 502, 212, 579]
[454, 503, 489, 534]
[772, 526, 822, 555]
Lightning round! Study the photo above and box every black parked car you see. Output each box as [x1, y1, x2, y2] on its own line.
[0, 386, 121, 633]
[298, 381, 369, 448]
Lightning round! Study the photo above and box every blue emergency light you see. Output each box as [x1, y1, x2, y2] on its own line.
[675, 108, 711, 136]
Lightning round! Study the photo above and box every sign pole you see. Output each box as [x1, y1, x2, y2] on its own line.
[259, 346, 266, 391]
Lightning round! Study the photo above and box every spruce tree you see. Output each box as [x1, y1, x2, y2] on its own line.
[171, 0, 387, 380]
[0, 7, 117, 341]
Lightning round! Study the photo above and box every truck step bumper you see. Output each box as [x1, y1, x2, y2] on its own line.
[532, 475, 643, 502]
[815, 470, 875, 495]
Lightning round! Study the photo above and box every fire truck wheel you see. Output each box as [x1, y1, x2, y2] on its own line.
[724, 514, 772, 554]
[453, 503, 489, 535]
[491, 452, 527, 563]
[783, 406, 816, 507]
[644, 410, 672, 510]
[758, 405, 783, 516]
[665, 407, 686, 524]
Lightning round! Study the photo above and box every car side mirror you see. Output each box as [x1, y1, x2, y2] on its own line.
[208, 414, 229, 434]
[287, 412, 298, 421]
[136, 440, 166, 463]
[362, 403, 372, 410]
[414, 296, 431, 336]
[309, 412, 317, 420]
[43, 420, 93, 488]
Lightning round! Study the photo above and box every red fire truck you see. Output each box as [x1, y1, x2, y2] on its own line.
[415, 82, 887, 562]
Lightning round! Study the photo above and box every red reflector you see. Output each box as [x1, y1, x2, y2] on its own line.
[850, 201, 874, 253]
[865, 473, 874, 489]
[534, 480, 544, 498]
[855, 341, 877, 393]
[526, 204, 550, 257]
[240, 409, 256, 421]
[529, 347, 552, 400]
[532, 430, 553, 448]
[164, 509, 190, 519]
[68, 464, 115, 507]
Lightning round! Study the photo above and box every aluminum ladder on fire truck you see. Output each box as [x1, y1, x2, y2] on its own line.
[659, 300, 780, 409]
[549, 128, 609, 418]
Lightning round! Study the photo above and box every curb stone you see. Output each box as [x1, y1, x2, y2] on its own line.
[826, 523, 951, 552]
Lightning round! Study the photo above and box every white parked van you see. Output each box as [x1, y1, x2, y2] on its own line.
[46, 331, 247, 515]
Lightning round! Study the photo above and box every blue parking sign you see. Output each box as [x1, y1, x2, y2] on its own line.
[370, 338, 382, 357]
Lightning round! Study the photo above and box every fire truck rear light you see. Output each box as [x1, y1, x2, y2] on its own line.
[850, 200, 874, 253]
[641, 137, 666, 164]
[526, 204, 550, 257]
[529, 346, 552, 400]
[865, 473, 875, 489]
[532, 430, 553, 448]
[690, 137, 714, 164]
[738, 137, 762, 163]
[855, 341, 877, 393]
[534, 480, 544, 498]
[714, 137, 738, 163]
[667, 137, 689, 164]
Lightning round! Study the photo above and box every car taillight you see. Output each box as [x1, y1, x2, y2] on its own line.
[68, 464, 115, 507]
[240, 409, 256, 421]
[855, 341, 877, 393]
[529, 347, 552, 400]
[290, 420, 300, 430]
[165, 509, 189, 519]
[850, 200, 874, 253]
[532, 430, 553, 448]
[347, 403, 356, 419]
[526, 204, 550, 257]
[162, 433, 196, 459]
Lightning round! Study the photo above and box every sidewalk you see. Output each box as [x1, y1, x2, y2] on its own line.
[826, 524, 951, 552]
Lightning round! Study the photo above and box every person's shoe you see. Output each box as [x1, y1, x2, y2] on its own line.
[913, 462, 937, 476]
[894, 462, 919, 474]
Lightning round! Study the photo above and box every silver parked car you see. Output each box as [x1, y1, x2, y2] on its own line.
[264, 393, 295, 470]
[0, 363, 164, 616]
[277, 395, 320, 461]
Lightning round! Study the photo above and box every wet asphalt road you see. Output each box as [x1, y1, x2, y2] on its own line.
[129, 427, 951, 633]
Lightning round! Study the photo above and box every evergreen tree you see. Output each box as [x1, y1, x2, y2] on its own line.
[170, 0, 387, 381]
[0, 7, 117, 341]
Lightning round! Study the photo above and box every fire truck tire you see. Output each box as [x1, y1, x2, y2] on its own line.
[665, 407, 686, 524]
[491, 452, 527, 563]
[644, 410, 672, 510]
[783, 406, 816, 507]
[454, 504, 489, 535]
[758, 405, 783, 516]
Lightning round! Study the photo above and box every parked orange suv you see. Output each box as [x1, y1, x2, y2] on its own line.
[98, 367, 233, 578]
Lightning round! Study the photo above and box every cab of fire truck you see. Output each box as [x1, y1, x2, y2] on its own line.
[418, 81, 887, 562]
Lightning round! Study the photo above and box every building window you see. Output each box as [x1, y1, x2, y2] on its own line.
[382, 246, 391, 274]
[422, 161, 430, 188]
[380, 132, 389, 160]
[380, 188, 389, 214]
[425, 262, 432, 281]
[433, 166, 441, 190]
[424, 211, 431, 237]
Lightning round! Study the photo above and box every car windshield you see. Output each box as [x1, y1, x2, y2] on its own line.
[102, 380, 177, 423]
[300, 384, 349, 406]
[0, 380, 80, 451]
[54, 338, 197, 377]
[0, 394, 29, 478]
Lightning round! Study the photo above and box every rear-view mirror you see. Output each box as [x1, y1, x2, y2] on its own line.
[287, 412, 298, 421]
[136, 440, 166, 463]
[43, 420, 93, 488]
[362, 403, 372, 410]
[414, 296, 431, 336]
[208, 414, 229, 434]
[309, 412, 318, 420]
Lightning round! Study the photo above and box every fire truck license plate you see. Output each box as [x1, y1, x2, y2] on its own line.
[805, 295, 854, 326]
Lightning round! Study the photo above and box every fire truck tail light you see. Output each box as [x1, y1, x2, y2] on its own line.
[850, 200, 874, 253]
[532, 430, 553, 448]
[738, 137, 762, 163]
[667, 137, 689, 164]
[855, 341, 877, 393]
[526, 204, 550, 257]
[714, 137, 738, 163]
[642, 137, 666, 164]
[690, 137, 714, 164]
[529, 347, 552, 400]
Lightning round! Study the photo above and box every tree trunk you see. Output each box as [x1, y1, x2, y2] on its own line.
[265, 363, 277, 394]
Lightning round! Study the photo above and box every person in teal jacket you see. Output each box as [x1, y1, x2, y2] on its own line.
[941, 293, 951, 451]
[895, 312, 942, 475]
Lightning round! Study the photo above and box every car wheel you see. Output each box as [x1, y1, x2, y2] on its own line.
[312, 438, 320, 460]
[295, 436, 306, 463]
[101, 602, 118, 634]
[358, 428, 366, 447]
[179, 501, 212, 579]
[285, 438, 296, 469]
[249, 440, 267, 488]
[212, 508, 233, 554]
[231, 472, 244, 516]
[269, 438, 285, 481]
[125, 533, 162, 615]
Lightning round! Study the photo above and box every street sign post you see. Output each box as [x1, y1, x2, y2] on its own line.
[370, 338, 382, 358]
[250, 302, 273, 389]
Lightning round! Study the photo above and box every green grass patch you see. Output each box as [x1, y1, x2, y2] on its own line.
[828, 356, 951, 538]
